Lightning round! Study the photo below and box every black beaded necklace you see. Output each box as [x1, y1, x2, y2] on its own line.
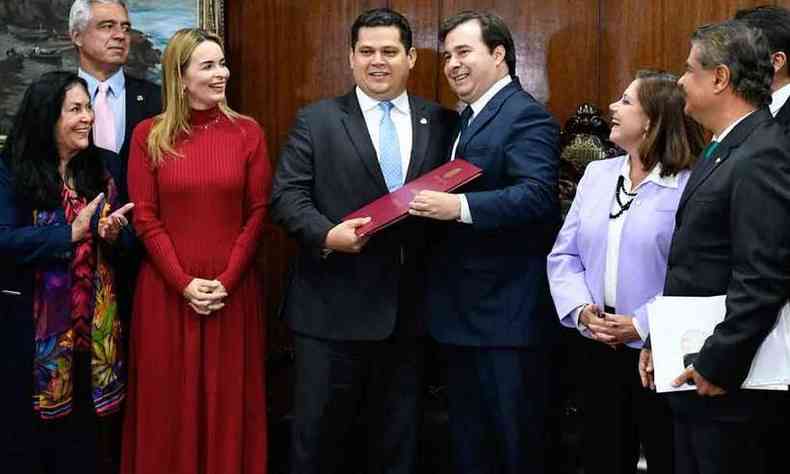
[609, 175, 638, 219]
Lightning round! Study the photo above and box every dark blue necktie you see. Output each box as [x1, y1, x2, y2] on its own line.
[454, 106, 473, 159]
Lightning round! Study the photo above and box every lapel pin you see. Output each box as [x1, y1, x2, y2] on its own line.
[137, 95, 144, 102]
[714, 157, 721, 164]
[420, 117, 428, 125]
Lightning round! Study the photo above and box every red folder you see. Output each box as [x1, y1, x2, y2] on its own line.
[343, 159, 483, 237]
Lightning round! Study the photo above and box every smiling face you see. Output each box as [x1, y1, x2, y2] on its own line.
[609, 79, 650, 152]
[442, 19, 506, 104]
[349, 26, 416, 101]
[72, 3, 130, 79]
[182, 40, 229, 110]
[55, 84, 94, 160]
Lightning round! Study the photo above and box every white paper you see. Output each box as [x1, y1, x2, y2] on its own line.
[647, 296, 790, 393]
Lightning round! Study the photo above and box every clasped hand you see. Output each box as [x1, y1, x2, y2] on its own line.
[580, 304, 640, 346]
[183, 278, 227, 316]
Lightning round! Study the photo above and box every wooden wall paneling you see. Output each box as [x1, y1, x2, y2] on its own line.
[599, 0, 769, 113]
[390, 0, 442, 101]
[435, 0, 598, 124]
[519, 0, 599, 125]
[599, 0, 669, 116]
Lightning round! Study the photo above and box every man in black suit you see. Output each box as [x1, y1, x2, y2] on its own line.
[408, 11, 560, 474]
[655, 21, 790, 474]
[736, 6, 790, 130]
[733, 7, 790, 473]
[270, 8, 455, 474]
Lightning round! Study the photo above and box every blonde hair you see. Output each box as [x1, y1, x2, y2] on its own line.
[147, 28, 241, 166]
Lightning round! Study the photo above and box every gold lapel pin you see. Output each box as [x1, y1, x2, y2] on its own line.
[420, 117, 428, 125]
[136, 95, 144, 102]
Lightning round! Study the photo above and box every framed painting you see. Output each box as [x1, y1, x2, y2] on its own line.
[0, 0, 225, 149]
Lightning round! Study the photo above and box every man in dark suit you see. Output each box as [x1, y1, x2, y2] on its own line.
[736, 6, 790, 130]
[657, 21, 790, 474]
[732, 7, 790, 473]
[69, 0, 161, 198]
[408, 11, 560, 474]
[270, 8, 455, 474]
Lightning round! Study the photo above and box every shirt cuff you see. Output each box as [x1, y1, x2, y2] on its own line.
[572, 304, 585, 329]
[632, 315, 647, 341]
[458, 194, 473, 224]
[571, 304, 594, 338]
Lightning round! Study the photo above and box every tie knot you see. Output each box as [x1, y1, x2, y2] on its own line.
[460, 106, 473, 122]
[459, 106, 473, 132]
[98, 82, 110, 94]
[379, 101, 394, 114]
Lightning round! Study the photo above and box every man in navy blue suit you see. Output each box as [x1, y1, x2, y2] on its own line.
[409, 10, 560, 474]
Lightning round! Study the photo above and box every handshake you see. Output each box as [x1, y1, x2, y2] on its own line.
[183, 278, 228, 315]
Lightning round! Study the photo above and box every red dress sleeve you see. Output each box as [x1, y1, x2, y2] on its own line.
[127, 121, 193, 292]
[217, 121, 272, 293]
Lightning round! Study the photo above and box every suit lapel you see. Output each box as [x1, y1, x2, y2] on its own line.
[339, 91, 389, 193]
[123, 77, 152, 154]
[458, 81, 520, 152]
[678, 108, 771, 211]
[405, 96, 429, 181]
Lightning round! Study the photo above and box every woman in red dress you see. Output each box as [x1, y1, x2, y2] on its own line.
[122, 29, 271, 474]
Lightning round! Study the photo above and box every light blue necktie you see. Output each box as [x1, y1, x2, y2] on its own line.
[378, 101, 403, 192]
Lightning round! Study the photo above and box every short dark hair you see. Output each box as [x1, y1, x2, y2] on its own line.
[635, 70, 705, 176]
[691, 21, 774, 107]
[735, 6, 790, 57]
[351, 8, 413, 51]
[4, 71, 106, 209]
[439, 11, 516, 77]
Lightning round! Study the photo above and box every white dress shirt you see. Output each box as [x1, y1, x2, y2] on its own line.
[770, 83, 790, 118]
[451, 75, 513, 223]
[573, 157, 679, 341]
[79, 68, 126, 154]
[355, 87, 413, 179]
[713, 111, 753, 143]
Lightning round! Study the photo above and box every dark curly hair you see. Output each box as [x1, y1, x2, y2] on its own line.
[735, 6, 790, 58]
[3, 71, 106, 209]
[691, 21, 774, 108]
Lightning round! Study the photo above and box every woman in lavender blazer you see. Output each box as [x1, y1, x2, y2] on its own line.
[548, 70, 704, 474]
